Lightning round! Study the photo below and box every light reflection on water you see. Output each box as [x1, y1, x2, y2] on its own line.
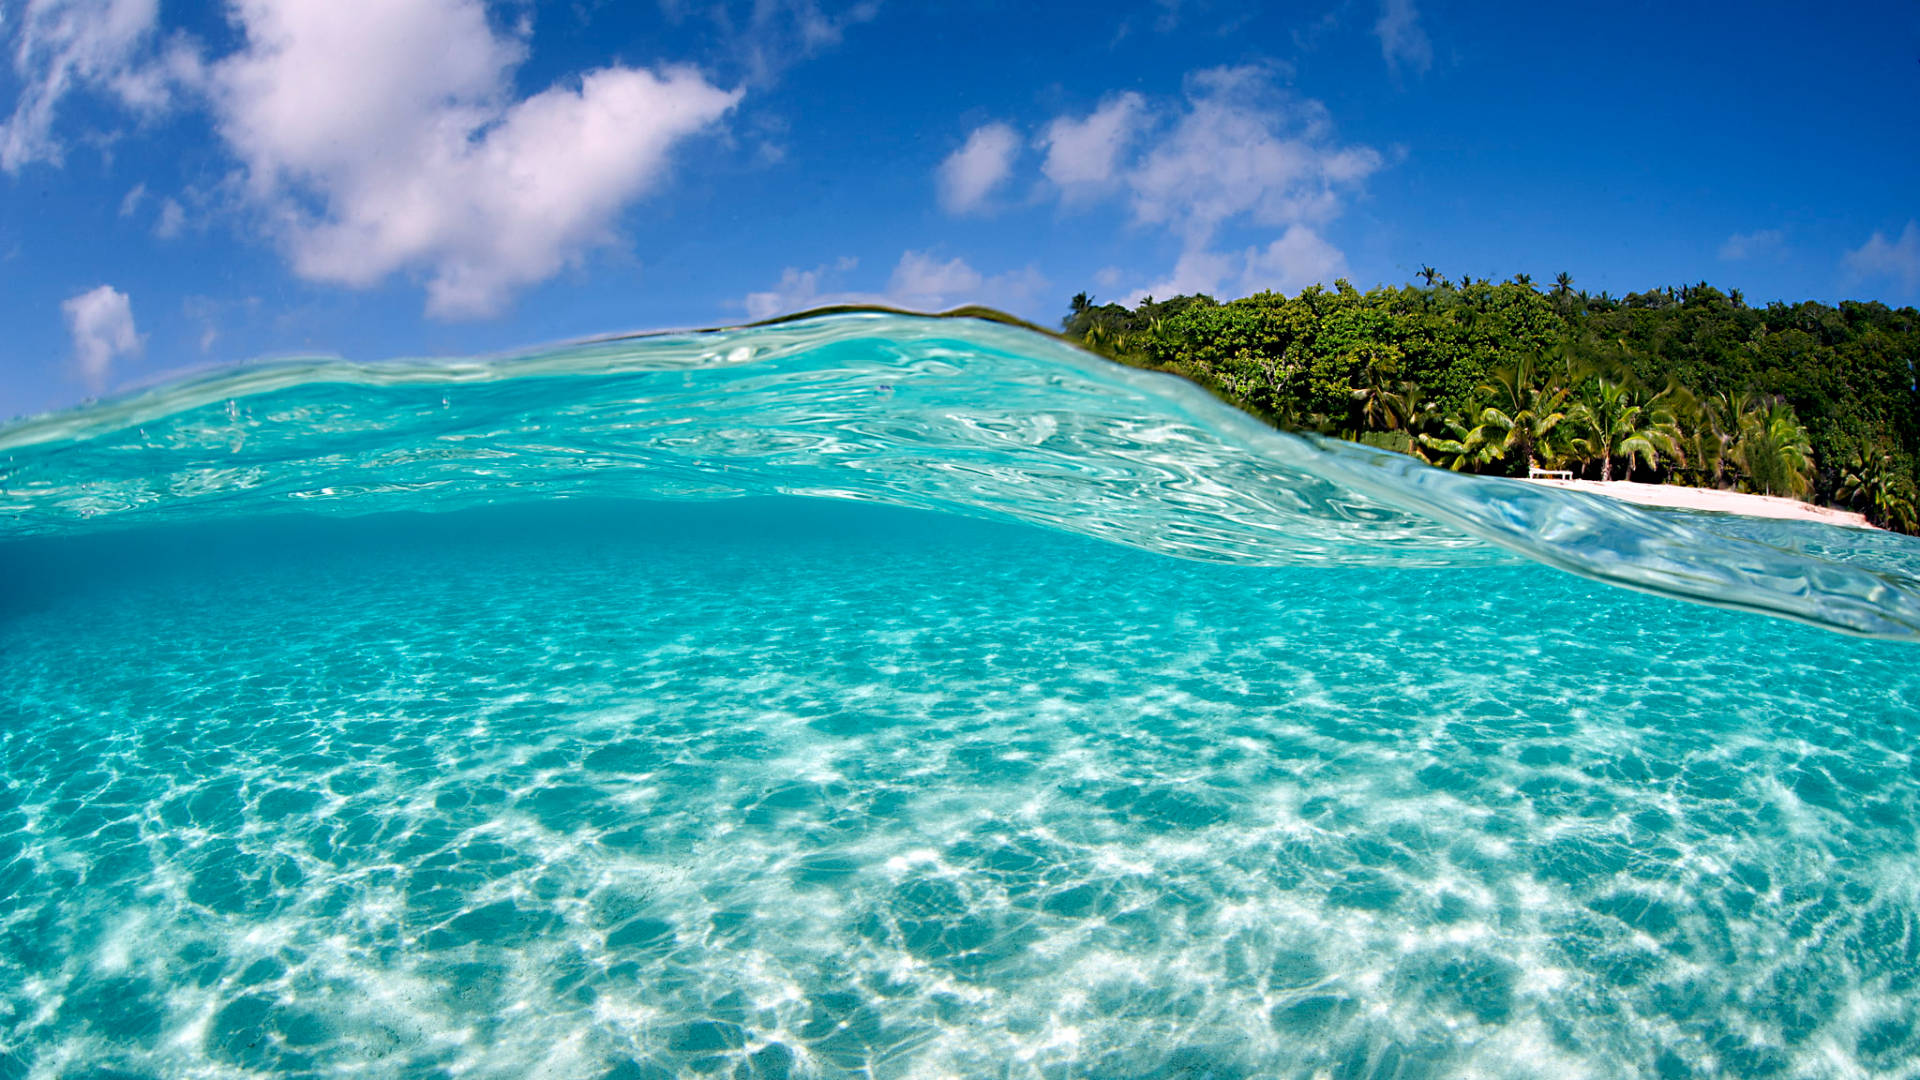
[5, 312, 1919, 638]
[2, 500, 1916, 1079]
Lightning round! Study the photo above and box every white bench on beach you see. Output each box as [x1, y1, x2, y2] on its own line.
[1528, 467, 1574, 480]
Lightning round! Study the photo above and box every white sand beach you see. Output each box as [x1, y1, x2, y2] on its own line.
[1520, 478, 1876, 529]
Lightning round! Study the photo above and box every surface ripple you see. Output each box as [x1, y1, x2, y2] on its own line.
[3, 313, 1919, 636]
[2, 501, 1917, 1078]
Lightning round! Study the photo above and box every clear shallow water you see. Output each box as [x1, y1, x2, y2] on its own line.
[3, 502, 1919, 1079]
[4, 313, 1919, 637]
[3, 314, 1920, 1079]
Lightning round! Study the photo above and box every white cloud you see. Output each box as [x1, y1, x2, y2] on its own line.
[183, 295, 220, 353]
[742, 255, 858, 320]
[1242, 224, 1347, 294]
[960, 66, 1379, 305]
[889, 250, 982, 302]
[1126, 226, 1347, 304]
[1127, 67, 1382, 248]
[1040, 92, 1145, 196]
[741, 251, 1047, 319]
[1720, 228, 1785, 261]
[1129, 249, 1235, 304]
[656, 0, 880, 87]
[117, 179, 188, 237]
[744, 266, 825, 321]
[1, 0, 200, 171]
[209, 0, 741, 318]
[936, 122, 1019, 215]
[1375, 0, 1432, 75]
[734, 0, 881, 85]
[154, 196, 185, 238]
[1845, 221, 1920, 295]
[1117, 67, 1377, 301]
[887, 250, 1047, 313]
[61, 284, 140, 391]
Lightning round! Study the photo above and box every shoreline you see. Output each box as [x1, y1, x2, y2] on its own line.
[1518, 478, 1877, 529]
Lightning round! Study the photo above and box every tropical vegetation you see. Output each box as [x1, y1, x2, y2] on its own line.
[1062, 274, 1920, 533]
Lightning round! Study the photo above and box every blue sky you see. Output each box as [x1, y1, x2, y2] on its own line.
[2, 0, 1917, 418]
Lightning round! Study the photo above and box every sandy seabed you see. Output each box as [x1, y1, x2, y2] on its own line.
[1520, 478, 1875, 529]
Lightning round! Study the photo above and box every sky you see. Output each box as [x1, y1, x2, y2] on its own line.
[1, 0, 1917, 419]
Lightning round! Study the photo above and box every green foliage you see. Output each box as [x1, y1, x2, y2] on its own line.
[1062, 278, 1920, 533]
[1835, 447, 1919, 532]
[1564, 376, 1684, 483]
[1733, 396, 1817, 498]
[1468, 354, 1574, 474]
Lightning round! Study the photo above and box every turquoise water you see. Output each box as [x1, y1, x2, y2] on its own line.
[3, 314, 1920, 1078]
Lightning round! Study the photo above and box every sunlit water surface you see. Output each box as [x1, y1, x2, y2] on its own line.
[3, 314, 1919, 1079]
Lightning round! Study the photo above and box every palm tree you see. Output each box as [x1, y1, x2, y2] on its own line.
[1552, 272, 1574, 298]
[1513, 273, 1534, 288]
[1082, 323, 1115, 355]
[1418, 266, 1439, 288]
[1731, 396, 1815, 498]
[1664, 385, 1724, 488]
[1566, 377, 1682, 482]
[1380, 381, 1435, 443]
[1418, 420, 1499, 472]
[1835, 449, 1917, 528]
[1348, 363, 1397, 433]
[1466, 355, 1572, 473]
[1685, 388, 1760, 489]
[1351, 373, 1437, 454]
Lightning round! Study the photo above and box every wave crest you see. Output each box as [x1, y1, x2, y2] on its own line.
[4, 312, 1919, 637]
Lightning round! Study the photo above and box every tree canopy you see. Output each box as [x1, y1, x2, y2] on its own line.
[1062, 278, 1920, 532]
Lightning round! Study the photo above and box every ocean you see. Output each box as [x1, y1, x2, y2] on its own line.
[3, 313, 1917, 1078]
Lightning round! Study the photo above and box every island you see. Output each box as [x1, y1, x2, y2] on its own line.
[1061, 274, 1920, 533]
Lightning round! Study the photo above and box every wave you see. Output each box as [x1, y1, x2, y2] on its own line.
[3, 310, 1919, 638]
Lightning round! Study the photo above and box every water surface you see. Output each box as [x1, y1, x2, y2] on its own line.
[2, 314, 1917, 1079]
